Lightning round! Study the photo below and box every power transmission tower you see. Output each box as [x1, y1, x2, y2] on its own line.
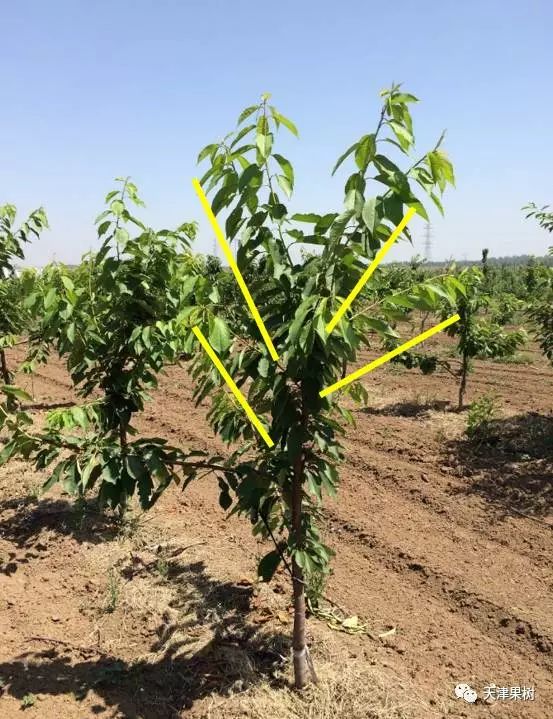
[423, 222, 433, 262]
[211, 237, 218, 258]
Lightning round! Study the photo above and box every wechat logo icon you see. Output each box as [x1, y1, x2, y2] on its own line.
[454, 683, 478, 703]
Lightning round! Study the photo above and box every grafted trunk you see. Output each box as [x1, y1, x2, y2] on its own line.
[290, 449, 318, 689]
[119, 422, 128, 519]
[1, 349, 16, 411]
[458, 351, 468, 410]
[0, 349, 10, 386]
[291, 453, 308, 689]
[291, 557, 308, 688]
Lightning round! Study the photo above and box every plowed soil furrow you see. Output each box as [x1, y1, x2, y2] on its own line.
[324, 507, 553, 665]
[325, 548, 552, 718]
[344, 435, 553, 562]
[326, 474, 553, 635]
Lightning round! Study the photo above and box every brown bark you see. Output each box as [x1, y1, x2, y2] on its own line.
[119, 421, 128, 519]
[340, 357, 347, 380]
[0, 349, 10, 386]
[458, 351, 468, 410]
[1, 349, 16, 411]
[291, 452, 308, 689]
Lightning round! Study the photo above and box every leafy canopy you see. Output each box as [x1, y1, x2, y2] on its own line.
[189, 85, 457, 581]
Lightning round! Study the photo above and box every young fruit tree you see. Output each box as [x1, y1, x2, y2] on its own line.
[443, 267, 526, 409]
[0, 204, 47, 391]
[186, 85, 457, 688]
[0, 180, 216, 513]
[523, 202, 553, 364]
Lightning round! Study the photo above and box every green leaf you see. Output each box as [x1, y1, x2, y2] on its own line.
[197, 143, 218, 163]
[427, 150, 455, 191]
[238, 164, 263, 192]
[1, 385, 32, 402]
[71, 406, 88, 428]
[332, 142, 358, 176]
[273, 153, 294, 185]
[225, 205, 244, 239]
[396, 92, 419, 104]
[125, 454, 146, 480]
[354, 134, 376, 172]
[291, 213, 321, 224]
[256, 133, 273, 160]
[258, 357, 270, 378]
[258, 550, 282, 581]
[230, 124, 256, 149]
[362, 197, 376, 233]
[209, 316, 231, 353]
[271, 109, 299, 136]
[211, 185, 234, 215]
[388, 121, 413, 150]
[288, 296, 316, 345]
[102, 458, 119, 485]
[345, 189, 364, 215]
[110, 199, 125, 217]
[277, 174, 292, 198]
[237, 105, 259, 125]
[329, 210, 355, 242]
[407, 200, 428, 221]
[66, 322, 76, 344]
[61, 275, 74, 292]
[44, 287, 57, 309]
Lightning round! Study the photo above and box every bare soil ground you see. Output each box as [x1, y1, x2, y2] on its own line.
[1, 337, 552, 718]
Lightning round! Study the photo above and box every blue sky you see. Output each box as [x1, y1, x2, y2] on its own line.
[1, 0, 552, 266]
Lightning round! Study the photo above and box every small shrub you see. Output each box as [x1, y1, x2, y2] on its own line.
[466, 394, 500, 443]
[306, 566, 330, 611]
[104, 567, 121, 613]
[156, 557, 170, 578]
[21, 693, 37, 709]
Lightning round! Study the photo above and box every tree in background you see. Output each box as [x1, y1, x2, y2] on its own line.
[523, 202, 553, 364]
[445, 267, 526, 408]
[0, 204, 48, 393]
[1, 180, 208, 513]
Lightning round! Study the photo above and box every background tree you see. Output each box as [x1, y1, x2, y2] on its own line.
[0, 204, 47, 388]
[1, 179, 209, 513]
[523, 202, 553, 364]
[444, 267, 526, 408]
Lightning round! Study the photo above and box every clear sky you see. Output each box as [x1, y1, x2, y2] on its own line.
[1, 0, 552, 266]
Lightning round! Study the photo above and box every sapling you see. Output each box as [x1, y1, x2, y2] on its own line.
[0, 204, 47, 390]
[188, 85, 456, 687]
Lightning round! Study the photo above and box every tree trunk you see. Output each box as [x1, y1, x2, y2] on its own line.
[458, 351, 468, 410]
[340, 357, 347, 380]
[119, 422, 128, 519]
[1, 349, 16, 411]
[291, 454, 309, 689]
[0, 349, 10, 386]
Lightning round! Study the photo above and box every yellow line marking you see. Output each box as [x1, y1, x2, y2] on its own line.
[192, 325, 274, 448]
[192, 178, 279, 361]
[325, 207, 417, 334]
[319, 314, 460, 398]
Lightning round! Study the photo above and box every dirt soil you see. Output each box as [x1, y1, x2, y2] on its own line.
[0, 338, 552, 718]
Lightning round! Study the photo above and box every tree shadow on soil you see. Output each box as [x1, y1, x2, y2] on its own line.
[444, 412, 553, 519]
[0, 559, 290, 718]
[362, 398, 451, 417]
[0, 496, 122, 552]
